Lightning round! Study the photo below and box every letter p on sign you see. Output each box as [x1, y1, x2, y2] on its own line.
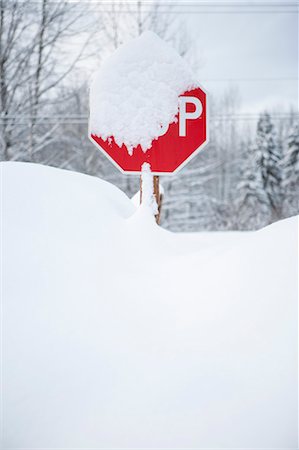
[179, 96, 203, 137]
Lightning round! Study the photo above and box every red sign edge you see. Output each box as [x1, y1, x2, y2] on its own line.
[88, 85, 209, 176]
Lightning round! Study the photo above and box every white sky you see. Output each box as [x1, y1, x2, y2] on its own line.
[74, 1, 298, 118]
[184, 4, 298, 114]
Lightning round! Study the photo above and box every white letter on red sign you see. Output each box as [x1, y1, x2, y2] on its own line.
[179, 96, 203, 137]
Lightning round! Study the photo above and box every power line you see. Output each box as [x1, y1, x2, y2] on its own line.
[202, 77, 298, 82]
[48, 10, 299, 14]
[22, 1, 298, 13]
[1, 113, 297, 124]
[1, 113, 297, 118]
[22, 1, 299, 4]
[78, 1, 299, 4]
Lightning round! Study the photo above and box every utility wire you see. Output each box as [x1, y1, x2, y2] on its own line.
[202, 77, 298, 82]
[1, 113, 297, 118]
[40, 10, 298, 14]
[22, 0, 299, 5]
[1, 113, 297, 124]
[21, 1, 298, 13]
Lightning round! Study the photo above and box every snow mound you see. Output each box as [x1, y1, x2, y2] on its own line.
[1, 162, 297, 448]
[89, 31, 198, 153]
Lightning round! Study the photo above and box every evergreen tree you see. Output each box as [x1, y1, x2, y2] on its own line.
[256, 112, 282, 217]
[236, 141, 271, 230]
[281, 123, 299, 216]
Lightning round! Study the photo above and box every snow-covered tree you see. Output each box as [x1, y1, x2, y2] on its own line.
[255, 112, 282, 218]
[235, 140, 271, 230]
[281, 123, 299, 217]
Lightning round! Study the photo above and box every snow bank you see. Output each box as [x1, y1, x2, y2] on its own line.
[1, 162, 298, 448]
[89, 31, 198, 153]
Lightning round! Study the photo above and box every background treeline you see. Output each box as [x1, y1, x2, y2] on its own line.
[0, 0, 298, 231]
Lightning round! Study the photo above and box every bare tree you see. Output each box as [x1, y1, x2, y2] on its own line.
[0, 0, 96, 162]
[96, 0, 194, 58]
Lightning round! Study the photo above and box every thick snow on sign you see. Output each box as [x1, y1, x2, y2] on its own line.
[2, 162, 298, 448]
[89, 31, 198, 153]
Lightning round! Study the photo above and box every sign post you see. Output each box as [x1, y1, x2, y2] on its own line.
[152, 176, 161, 224]
[140, 174, 161, 224]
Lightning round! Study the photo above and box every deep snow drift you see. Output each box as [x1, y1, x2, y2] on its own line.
[1, 162, 298, 448]
[89, 31, 198, 153]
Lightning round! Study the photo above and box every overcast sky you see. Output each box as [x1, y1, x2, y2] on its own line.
[81, 1, 298, 118]
[182, 2, 298, 114]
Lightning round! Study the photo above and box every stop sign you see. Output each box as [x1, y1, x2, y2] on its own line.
[89, 86, 207, 175]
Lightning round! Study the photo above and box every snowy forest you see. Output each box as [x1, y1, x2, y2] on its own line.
[0, 0, 298, 231]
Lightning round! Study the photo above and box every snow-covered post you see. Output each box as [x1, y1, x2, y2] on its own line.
[139, 163, 161, 223]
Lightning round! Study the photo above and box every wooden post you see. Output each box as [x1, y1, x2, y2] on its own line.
[153, 175, 161, 224]
[140, 174, 162, 224]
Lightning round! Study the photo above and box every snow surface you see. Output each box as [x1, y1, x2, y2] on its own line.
[89, 31, 198, 154]
[1, 162, 298, 448]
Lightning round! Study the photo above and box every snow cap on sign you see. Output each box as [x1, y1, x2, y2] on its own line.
[89, 31, 199, 154]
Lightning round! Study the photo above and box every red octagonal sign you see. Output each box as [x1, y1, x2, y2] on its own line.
[89, 86, 208, 175]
